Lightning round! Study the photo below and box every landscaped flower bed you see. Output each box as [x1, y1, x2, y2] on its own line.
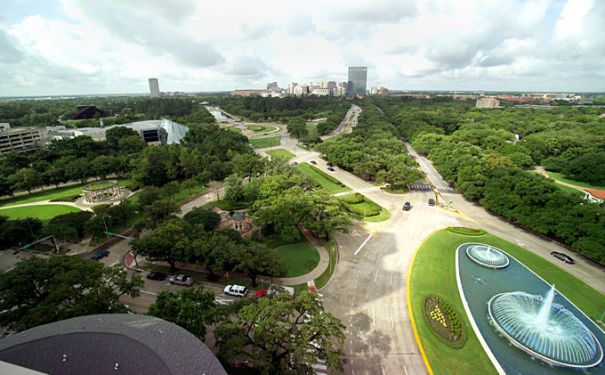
[446, 227, 486, 236]
[423, 295, 467, 348]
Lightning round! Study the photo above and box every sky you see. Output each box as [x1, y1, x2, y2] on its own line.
[1, 0, 604, 96]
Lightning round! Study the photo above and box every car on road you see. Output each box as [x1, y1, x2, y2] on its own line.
[402, 202, 412, 211]
[428, 198, 435, 206]
[224, 284, 248, 297]
[550, 251, 575, 264]
[90, 249, 109, 261]
[146, 271, 167, 281]
[310, 160, 317, 164]
[169, 274, 194, 286]
[327, 167, 335, 171]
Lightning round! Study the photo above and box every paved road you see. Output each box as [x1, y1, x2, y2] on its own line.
[322, 104, 361, 139]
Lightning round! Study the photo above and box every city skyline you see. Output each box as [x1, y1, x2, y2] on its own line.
[1, 0, 604, 96]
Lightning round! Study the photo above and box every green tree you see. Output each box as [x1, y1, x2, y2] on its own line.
[233, 152, 266, 179]
[183, 207, 221, 231]
[0, 257, 142, 332]
[9, 168, 42, 194]
[130, 219, 190, 272]
[287, 117, 308, 139]
[234, 244, 286, 286]
[215, 292, 345, 374]
[148, 285, 217, 339]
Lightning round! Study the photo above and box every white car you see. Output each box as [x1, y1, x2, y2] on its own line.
[224, 284, 248, 297]
[169, 274, 194, 287]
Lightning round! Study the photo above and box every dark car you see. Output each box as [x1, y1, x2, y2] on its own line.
[327, 167, 335, 171]
[403, 202, 412, 211]
[310, 160, 317, 164]
[90, 249, 109, 261]
[327, 162, 334, 167]
[428, 198, 435, 206]
[146, 271, 167, 281]
[550, 251, 575, 264]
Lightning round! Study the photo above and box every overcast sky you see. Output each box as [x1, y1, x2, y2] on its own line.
[1, 0, 604, 96]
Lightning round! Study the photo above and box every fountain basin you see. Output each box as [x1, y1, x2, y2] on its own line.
[488, 292, 604, 368]
[466, 244, 509, 268]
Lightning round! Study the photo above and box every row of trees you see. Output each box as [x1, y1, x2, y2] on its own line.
[316, 103, 423, 190]
[385, 97, 605, 263]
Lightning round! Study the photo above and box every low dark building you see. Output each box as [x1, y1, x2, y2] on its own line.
[71, 105, 109, 119]
[0, 314, 227, 375]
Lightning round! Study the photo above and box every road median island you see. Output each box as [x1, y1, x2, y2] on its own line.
[295, 163, 351, 194]
[337, 193, 390, 222]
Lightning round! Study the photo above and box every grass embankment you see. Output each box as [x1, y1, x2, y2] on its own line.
[249, 136, 281, 148]
[0, 205, 81, 222]
[266, 149, 296, 161]
[545, 171, 605, 191]
[293, 241, 337, 295]
[305, 122, 319, 138]
[337, 193, 390, 222]
[409, 229, 605, 374]
[295, 163, 350, 194]
[225, 126, 242, 134]
[0, 179, 135, 207]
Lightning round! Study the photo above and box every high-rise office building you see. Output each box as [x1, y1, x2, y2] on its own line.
[148, 78, 160, 98]
[347, 67, 367, 97]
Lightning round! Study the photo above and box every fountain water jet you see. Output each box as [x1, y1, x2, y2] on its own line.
[488, 285, 604, 368]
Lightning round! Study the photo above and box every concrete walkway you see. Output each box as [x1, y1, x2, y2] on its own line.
[0, 200, 92, 212]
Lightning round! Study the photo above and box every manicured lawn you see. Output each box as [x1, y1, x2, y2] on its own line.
[0, 178, 135, 207]
[246, 124, 280, 133]
[337, 193, 390, 222]
[305, 122, 319, 138]
[226, 126, 242, 133]
[266, 149, 296, 161]
[409, 229, 605, 375]
[0, 204, 81, 222]
[295, 163, 351, 194]
[545, 171, 605, 190]
[274, 241, 320, 278]
[249, 136, 281, 148]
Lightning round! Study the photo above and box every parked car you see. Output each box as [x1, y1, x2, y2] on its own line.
[90, 249, 109, 261]
[550, 251, 575, 264]
[146, 271, 167, 281]
[310, 160, 317, 164]
[428, 198, 435, 206]
[224, 284, 248, 297]
[169, 274, 194, 286]
[402, 202, 412, 211]
[327, 167, 335, 171]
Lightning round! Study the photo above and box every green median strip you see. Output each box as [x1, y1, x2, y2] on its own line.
[295, 163, 351, 194]
[266, 149, 296, 161]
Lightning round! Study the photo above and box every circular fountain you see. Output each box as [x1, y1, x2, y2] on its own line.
[488, 285, 604, 368]
[466, 244, 509, 268]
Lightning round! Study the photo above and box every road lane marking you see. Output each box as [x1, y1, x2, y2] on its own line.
[140, 290, 158, 296]
[390, 305, 395, 328]
[403, 365, 409, 375]
[354, 234, 373, 256]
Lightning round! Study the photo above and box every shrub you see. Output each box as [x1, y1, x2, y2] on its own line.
[338, 193, 364, 204]
[344, 203, 380, 217]
[446, 227, 486, 236]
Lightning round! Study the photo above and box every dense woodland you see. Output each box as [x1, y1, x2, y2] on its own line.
[374, 96, 605, 263]
[213, 95, 351, 124]
[317, 101, 423, 190]
[0, 96, 215, 128]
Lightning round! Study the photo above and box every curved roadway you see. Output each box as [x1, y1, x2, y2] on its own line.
[264, 130, 605, 374]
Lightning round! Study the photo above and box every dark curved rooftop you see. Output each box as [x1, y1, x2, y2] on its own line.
[0, 314, 226, 375]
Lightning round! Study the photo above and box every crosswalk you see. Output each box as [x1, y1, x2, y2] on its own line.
[407, 183, 458, 193]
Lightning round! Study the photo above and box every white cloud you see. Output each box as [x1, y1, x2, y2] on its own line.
[0, 0, 604, 96]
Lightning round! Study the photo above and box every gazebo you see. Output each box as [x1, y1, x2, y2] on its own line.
[83, 180, 122, 203]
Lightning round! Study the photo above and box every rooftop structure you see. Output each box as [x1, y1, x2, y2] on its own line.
[149, 78, 160, 98]
[0, 314, 227, 375]
[70, 105, 108, 120]
[231, 89, 271, 97]
[476, 97, 500, 108]
[48, 119, 188, 145]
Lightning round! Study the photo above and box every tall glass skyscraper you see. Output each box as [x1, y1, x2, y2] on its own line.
[148, 78, 160, 98]
[347, 67, 367, 97]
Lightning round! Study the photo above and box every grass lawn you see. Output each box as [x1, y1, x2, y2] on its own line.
[266, 149, 296, 161]
[274, 242, 320, 278]
[246, 124, 280, 133]
[0, 204, 81, 222]
[0, 178, 134, 207]
[305, 122, 319, 138]
[545, 171, 605, 190]
[225, 126, 242, 133]
[295, 163, 351, 194]
[337, 193, 390, 223]
[249, 136, 281, 148]
[409, 229, 605, 374]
